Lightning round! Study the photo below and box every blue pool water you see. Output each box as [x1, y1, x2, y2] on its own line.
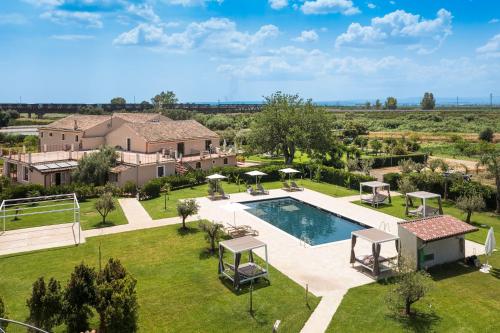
[245, 197, 366, 245]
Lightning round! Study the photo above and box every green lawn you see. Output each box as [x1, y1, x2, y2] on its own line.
[141, 179, 358, 220]
[245, 151, 311, 164]
[0, 222, 319, 332]
[2, 198, 127, 231]
[328, 252, 500, 332]
[356, 196, 500, 249]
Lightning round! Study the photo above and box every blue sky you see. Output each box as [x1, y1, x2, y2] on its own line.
[0, 0, 499, 103]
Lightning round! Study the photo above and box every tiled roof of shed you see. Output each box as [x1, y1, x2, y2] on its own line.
[399, 215, 478, 242]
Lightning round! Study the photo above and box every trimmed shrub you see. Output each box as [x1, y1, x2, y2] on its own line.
[383, 173, 402, 190]
[369, 153, 428, 168]
[141, 180, 162, 199]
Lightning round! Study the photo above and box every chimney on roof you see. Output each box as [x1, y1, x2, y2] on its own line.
[74, 119, 78, 130]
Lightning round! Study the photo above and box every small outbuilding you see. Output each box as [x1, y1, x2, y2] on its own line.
[359, 181, 391, 207]
[398, 215, 478, 270]
[218, 236, 269, 289]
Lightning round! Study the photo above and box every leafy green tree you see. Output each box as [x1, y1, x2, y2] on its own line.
[479, 128, 494, 142]
[26, 277, 63, 331]
[420, 92, 436, 110]
[177, 199, 200, 229]
[0, 111, 11, 127]
[369, 139, 382, 155]
[386, 257, 432, 316]
[384, 97, 398, 110]
[110, 97, 126, 105]
[64, 263, 97, 333]
[96, 259, 138, 333]
[364, 101, 371, 109]
[456, 193, 485, 223]
[198, 220, 224, 254]
[95, 192, 116, 225]
[73, 146, 117, 185]
[151, 91, 178, 108]
[250, 92, 333, 164]
[480, 144, 500, 213]
[375, 99, 382, 110]
[428, 158, 448, 172]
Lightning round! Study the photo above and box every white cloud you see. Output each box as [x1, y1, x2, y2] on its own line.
[301, 0, 360, 16]
[0, 13, 28, 25]
[269, 0, 288, 10]
[113, 18, 279, 55]
[51, 34, 95, 40]
[23, 0, 64, 6]
[41, 10, 103, 28]
[127, 4, 160, 23]
[489, 18, 499, 24]
[367, 3, 375, 9]
[165, 0, 223, 7]
[476, 34, 500, 58]
[293, 30, 319, 42]
[335, 8, 453, 53]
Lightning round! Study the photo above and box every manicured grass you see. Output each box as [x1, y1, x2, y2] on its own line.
[141, 179, 358, 220]
[328, 252, 500, 332]
[2, 198, 127, 231]
[0, 222, 319, 332]
[356, 196, 500, 248]
[246, 151, 311, 164]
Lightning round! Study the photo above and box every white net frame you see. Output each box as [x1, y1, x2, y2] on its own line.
[0, 193, 81, 244]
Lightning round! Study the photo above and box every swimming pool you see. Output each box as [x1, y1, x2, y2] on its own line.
[244, 197, 367, 246]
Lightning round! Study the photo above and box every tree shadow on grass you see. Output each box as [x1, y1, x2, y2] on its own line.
[428, 261, 477, 281]
[199, 248, 219, 260]
[219, 277, 271, 296]
[490, 267, 500, 279]
[387, 310, 441, 333]
[92, 221, 117, 229]
[177, 226, 199, 237]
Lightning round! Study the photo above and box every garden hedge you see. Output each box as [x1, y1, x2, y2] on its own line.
[368, 153, 428, 168]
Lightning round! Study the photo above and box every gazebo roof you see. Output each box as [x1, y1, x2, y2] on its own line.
[360, 181, 389, 188]
[406, 191, 441, 199]
[352, 228, 399, 243]
[219, 236, 266, 253]
[399, 215, 478, 242]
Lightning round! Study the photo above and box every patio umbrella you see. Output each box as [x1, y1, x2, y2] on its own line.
[245, 170, 267, 186]
[279, 168, 300, 184]
[221, 202, 250, 226]
[223, 139, 227, 152]
[206, 173, 227, 193]
[484, 227, 496, 269]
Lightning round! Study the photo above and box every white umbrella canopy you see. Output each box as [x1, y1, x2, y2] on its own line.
[484, 227, 496, 268]
[245, 170, 267, 186]
[279, 168, 300, 174]
[206, 173, 227, 180]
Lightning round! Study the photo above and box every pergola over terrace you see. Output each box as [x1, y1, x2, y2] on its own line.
[405, 191, 443, 218]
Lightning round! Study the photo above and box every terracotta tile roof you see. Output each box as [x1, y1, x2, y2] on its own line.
[125, 120, 219, 142]
[399, 215, 478, 242]
[113, 113, 171, 123]
[43, 114, 110, 131]
[43, 113, 171, 131]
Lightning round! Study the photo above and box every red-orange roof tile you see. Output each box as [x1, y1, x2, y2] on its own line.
[399, 215, 478, 242]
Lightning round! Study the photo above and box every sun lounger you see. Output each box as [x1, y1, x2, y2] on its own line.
[290, 181, 304, 191]
[226, 224, 259, 238]
[282, 182, 292, 191]
[219, 188, 230, 199]
[257, 183, 269, 195]
[408, 205, 439, 217]
[361, 193, 388, 207]
[207, 189, 223, 201]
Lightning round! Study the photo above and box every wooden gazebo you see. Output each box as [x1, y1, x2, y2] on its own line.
[218, 236, 269, 289]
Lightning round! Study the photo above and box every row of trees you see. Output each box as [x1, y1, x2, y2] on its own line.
[362, 92, 436, 110]
[110, 91, 178, 108]
[24, 259, 138, 332]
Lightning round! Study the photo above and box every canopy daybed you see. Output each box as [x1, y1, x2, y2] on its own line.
[405, 191, 443, 218]
[350, 228, 400, 278]
[359, 181, 391, 207]
[218, 236, 269, 289]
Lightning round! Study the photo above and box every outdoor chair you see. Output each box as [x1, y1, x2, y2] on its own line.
[408, 205, 439, 217]
[226, 224, 259, 238]
[207, 188, 223, 201]
[219, 188, 230, 199]
[257, 183, 269, 195]
[282, 182, 292, 191]
[290, 181, 304, 191]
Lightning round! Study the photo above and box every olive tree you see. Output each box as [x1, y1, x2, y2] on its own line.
[198, 220, 224, 254]
[386, 257, 432, 316]
[177, 199, 200, 229]
[95, 192, 116, 225]
[456, 193, 485, 223]
[73, 146, 117, 186]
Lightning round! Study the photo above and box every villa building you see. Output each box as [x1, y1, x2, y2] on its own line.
[1, 113, 236, 187]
